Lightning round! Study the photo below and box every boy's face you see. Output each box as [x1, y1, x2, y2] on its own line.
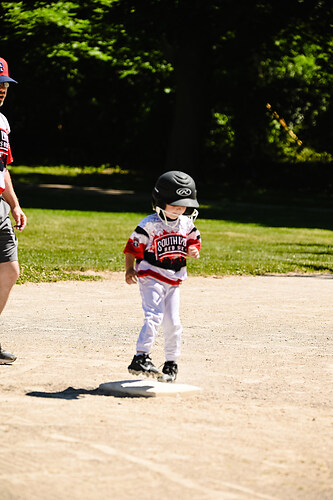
[164, 204, 186, 220]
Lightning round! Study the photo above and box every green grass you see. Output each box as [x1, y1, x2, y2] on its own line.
[8, 165, 333, 282]
[17, 209, 133, 283]
[15, 208, 333, 283]
[196, 219, 333, 275]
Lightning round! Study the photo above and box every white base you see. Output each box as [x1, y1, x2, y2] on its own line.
[99, 379, 201, 398]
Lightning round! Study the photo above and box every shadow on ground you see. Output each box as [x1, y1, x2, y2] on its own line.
[26, 387, 101, 400]
[26, 385, 140, 399]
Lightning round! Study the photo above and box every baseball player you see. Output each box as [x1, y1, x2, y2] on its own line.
[124, 171, 201, 382]
[0, 57, 27, 364]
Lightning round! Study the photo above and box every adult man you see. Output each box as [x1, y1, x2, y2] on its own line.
[0, 57, 27, 364]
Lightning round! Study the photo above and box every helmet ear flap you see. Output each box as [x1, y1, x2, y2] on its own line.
[152, 188, 166, 211]
[184, 207, 194, 216]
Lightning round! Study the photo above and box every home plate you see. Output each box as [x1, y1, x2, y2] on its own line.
[99, 379, 201, 398]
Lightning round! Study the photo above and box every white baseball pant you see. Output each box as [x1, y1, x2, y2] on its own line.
[136, 276, 182, 361]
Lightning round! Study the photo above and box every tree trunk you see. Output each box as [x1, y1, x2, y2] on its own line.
[165, 3, 211, 179]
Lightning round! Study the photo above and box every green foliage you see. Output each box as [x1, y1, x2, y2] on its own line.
[2, 0, 171, 76]
[1, 0, 333, 176]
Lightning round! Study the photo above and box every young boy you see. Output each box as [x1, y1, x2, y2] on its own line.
[124, 170, 201, 382]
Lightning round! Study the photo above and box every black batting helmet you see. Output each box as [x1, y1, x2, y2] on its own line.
[152, 171, 199, 215]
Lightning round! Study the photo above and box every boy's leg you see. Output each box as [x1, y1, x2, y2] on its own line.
[162, 284, 182, 362]
[136, 277, 165, 354]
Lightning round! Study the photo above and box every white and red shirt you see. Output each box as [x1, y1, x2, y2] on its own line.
[124, 213, 201, 285]
[0, 112, 13, 194]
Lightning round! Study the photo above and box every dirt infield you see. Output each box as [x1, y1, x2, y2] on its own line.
[0, 274, 332, 500]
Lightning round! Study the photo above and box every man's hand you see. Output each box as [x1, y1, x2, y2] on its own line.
[3, 171, 27, 231]
[12, 206, 27, 231]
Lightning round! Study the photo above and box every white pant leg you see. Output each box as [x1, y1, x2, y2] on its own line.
[162, 284, 182, 362]
[136, 277, 166, 354]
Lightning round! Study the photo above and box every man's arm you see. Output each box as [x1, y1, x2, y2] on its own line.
[3, 170, 27, 231]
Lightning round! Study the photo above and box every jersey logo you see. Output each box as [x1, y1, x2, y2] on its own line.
[155, 233, 187, 260]
[176, 188, 191, 196]
[0, 129, 9, 153]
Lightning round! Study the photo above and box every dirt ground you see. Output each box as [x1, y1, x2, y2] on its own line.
[0, 273, 332, 500]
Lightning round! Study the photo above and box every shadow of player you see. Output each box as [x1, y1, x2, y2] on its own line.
[26, 381, 153, 400]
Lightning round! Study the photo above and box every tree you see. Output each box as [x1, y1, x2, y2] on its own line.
[1, 0, 332, 182]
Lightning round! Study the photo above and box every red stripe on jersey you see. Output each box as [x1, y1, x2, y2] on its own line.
[187, 238, 201, 251]
[7, 147, 13, 165]
[138, 269, 183, 286]
[123, 239, 145, 260]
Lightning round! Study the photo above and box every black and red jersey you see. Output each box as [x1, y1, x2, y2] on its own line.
[124, 213, 201, 285]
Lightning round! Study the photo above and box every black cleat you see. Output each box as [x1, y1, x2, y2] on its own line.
[0, 344, 17, 365]
[158, 361, 178, 383]
[128, 353, 161, 378]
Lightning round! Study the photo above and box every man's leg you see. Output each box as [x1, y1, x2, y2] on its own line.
[0, 261, 19, 314]
[0, 261, 19, 363]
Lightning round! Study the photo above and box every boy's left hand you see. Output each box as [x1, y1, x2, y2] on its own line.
[187, 245, 200, 259]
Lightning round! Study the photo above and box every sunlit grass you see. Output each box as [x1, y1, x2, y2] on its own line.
[15, 208, 333, 283]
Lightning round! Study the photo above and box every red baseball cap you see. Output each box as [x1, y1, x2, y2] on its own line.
[0, 57, 18, 84]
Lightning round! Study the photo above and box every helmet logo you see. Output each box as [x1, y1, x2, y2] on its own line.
[176, 188, 192, 196]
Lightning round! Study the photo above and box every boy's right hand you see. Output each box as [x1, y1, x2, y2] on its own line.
[125, 268, 138, 284]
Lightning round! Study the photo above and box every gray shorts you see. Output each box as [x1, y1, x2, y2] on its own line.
[0, 197, 18, 262]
